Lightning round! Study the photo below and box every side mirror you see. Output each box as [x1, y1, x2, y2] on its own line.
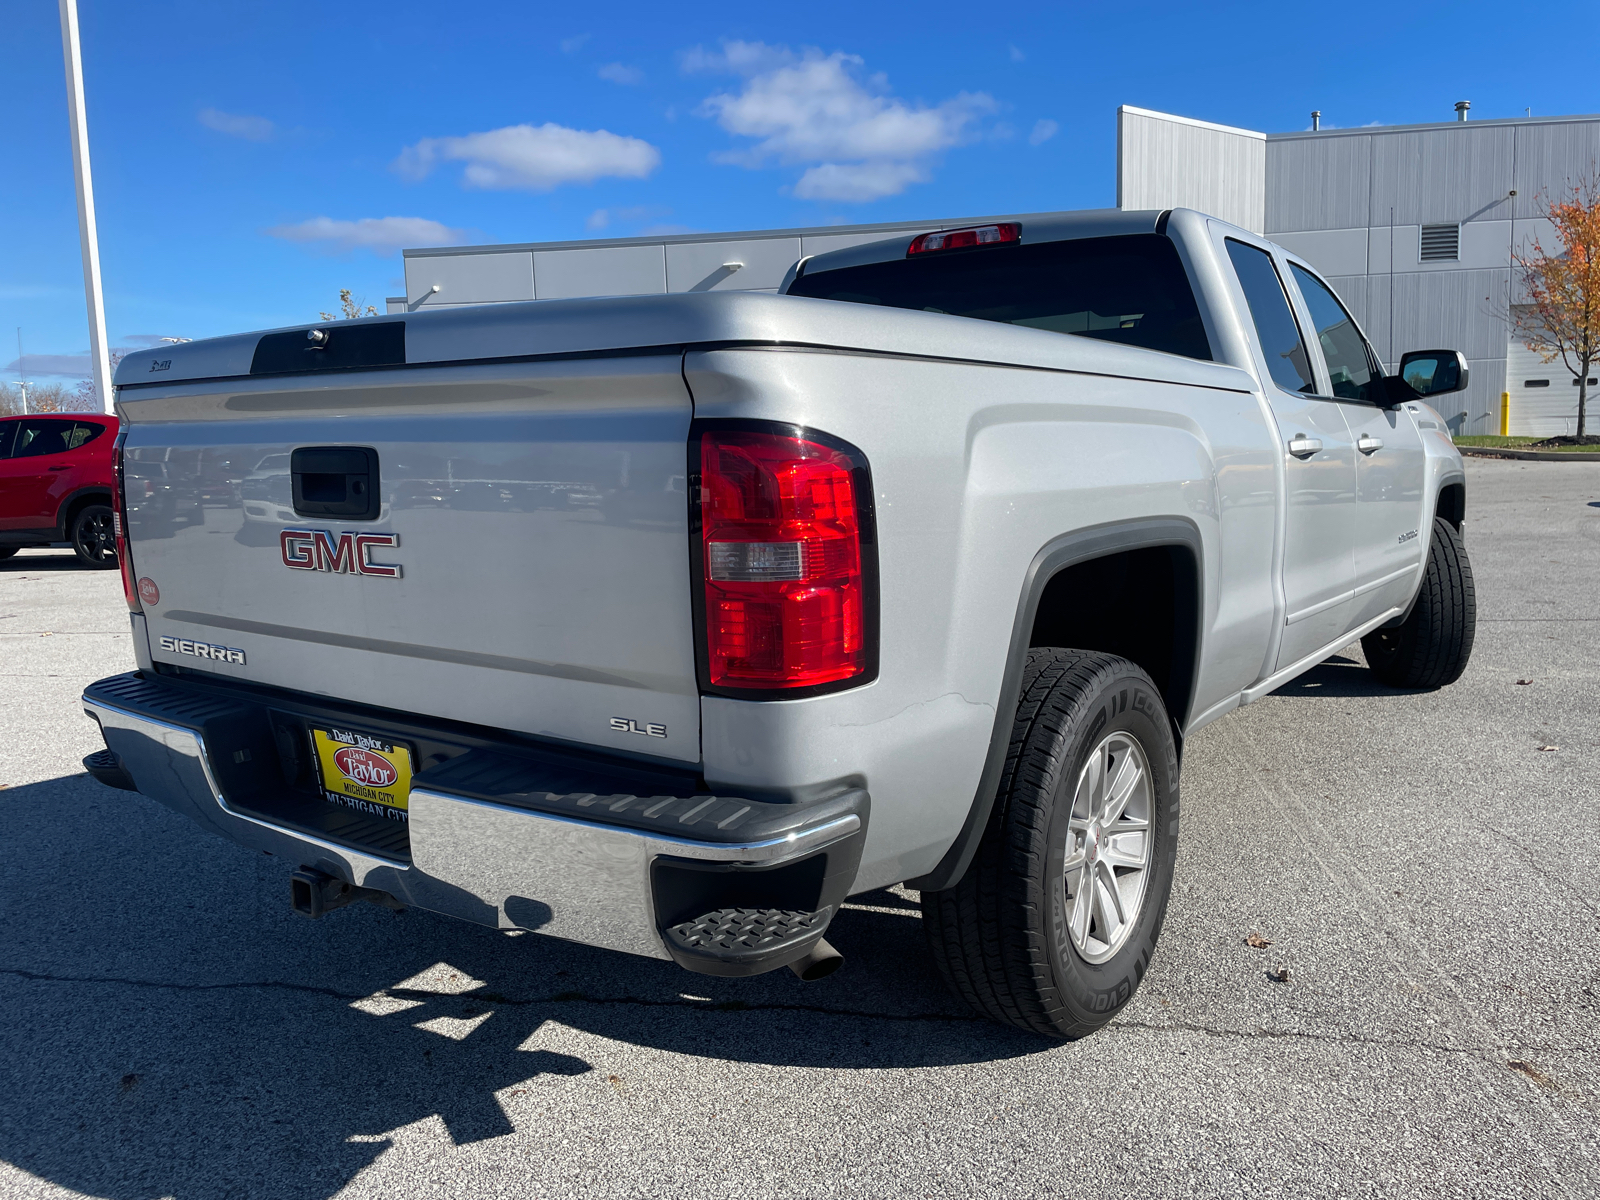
[1398, 349, 1469, 398]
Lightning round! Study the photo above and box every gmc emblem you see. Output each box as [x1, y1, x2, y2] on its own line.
[281, 529, 402, 578]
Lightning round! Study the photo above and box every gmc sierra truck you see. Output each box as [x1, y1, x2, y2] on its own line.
[83, 207, 1476, 1039]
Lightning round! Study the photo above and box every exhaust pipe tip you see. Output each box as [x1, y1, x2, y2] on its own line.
[788, 937, 843, 982]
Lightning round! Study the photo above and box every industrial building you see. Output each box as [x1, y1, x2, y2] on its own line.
[392, 105, 1600, 437]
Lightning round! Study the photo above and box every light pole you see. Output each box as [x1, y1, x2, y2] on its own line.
[15, 329, 30, 414]
[58, 0, 113, 415]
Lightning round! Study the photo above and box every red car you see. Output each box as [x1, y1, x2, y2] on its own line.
[0, 412, 119, 568]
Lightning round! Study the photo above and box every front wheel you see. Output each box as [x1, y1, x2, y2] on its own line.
[922, 649, 1180, 1039]
[1362, 517, 1476, 689]
[70, 504, 118, 569]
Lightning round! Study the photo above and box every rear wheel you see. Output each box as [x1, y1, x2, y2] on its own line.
[1362, 517, 1475, 689]
[70, 504, 118, 569]
[922, 649, 1180, 1039]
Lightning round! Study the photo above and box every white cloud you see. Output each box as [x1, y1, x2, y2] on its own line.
[560, 33, 589, 54]
[198, 107, 275, 141]
[1029, 118, 1059, 146]
[266, 216, 469, 256]
[693, 43, 995, 202]
[597, 62, 644, 85]
[1009, 45, 1025, 62]
[6, 353, 92, 378]
[794, 161, 927, 202]
[680, 39, 794, 76]
[7, 339, 190, 379]
[586, 205, 668, 231]
[395, 123, 660, 191]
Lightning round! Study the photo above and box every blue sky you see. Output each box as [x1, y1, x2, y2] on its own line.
[6, 0, 1598, 380]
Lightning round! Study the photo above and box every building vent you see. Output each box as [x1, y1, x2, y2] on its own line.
[1420, 224, 1460, 262]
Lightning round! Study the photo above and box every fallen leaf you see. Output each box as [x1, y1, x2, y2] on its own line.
[1507, 1060, 1556, 1090]
[1537, 745, 1559, 752]
[1268, 967, 1291, 984]
[119, 1074, 139, 1091]
[1516, 679, 1533, 685]
[39, 631, 52, 638]
[1245, 933, 1273, 949]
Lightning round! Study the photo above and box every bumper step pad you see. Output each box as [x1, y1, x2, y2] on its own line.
[663, 905, 834, 975]
[82, 747, 138, 792]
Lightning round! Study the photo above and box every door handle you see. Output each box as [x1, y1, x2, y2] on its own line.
[48, 465, 72, 471]
[1357, 435, 1384, 455]
[1286, 434, 1323, 459]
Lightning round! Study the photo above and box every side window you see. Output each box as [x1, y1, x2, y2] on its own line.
[67, 422, 106, 450]
[12, 419, 73, 458]
[1224, 239, 1315, 394]
[0, 422, 16, 459]
[1290, 264, 1381, 402]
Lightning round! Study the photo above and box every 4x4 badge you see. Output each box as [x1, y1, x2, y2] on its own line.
[280, 529, 402, 578]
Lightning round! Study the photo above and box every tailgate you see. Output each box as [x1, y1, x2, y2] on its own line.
[120, 355, 701, 763]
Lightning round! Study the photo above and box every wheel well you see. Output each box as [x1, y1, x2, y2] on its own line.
[1028, 545, 1200, 726]
[60, 490, 112, 538]
[1436, 481, 1465, 530]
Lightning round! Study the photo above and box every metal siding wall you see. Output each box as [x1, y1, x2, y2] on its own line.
[1512, 122, 1600, 220]
[1388, 269, 1509, 361]
[1117, 109, 1265, 233]
[664, 238, 802, 292]
[1457, 356, 1507, 436]
[1369, 126, 1516, 227]
[1266, 135, 1371, 233]
[1274, 229, 1368, 276]
[533, 245, 667, 299]
[405, 251, 535, 308]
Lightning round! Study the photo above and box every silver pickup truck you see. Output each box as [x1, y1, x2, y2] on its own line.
[83, 207, 1475, 1039]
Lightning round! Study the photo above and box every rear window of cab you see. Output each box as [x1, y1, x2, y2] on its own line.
[787, 233, 1212, 362]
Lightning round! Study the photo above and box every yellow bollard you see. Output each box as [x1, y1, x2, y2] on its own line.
[1500, 391, 1510, 437]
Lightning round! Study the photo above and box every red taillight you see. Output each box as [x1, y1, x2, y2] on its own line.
[695, 426, 875, 695]
[112, 431, 140, 612]
[907, 222, 1020, 256]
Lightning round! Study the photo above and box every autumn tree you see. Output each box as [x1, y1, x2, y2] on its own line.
[19, 383, 71, 413]
[319, 289, 378, 321]
[1514, 176, 1600, 440]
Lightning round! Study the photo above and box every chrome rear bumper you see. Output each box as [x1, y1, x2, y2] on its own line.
[84, 677, 863, 966]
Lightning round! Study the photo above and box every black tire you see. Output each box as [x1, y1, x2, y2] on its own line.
[69, 503, 119, 569]
[922, 649, 1180, 1039]
[1361, 517, 1476, 689]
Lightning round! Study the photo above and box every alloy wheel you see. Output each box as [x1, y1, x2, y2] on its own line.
[1062, 731, 1154, 964]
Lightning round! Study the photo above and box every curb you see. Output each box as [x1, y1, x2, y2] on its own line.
[1458, 446, 1600, 463]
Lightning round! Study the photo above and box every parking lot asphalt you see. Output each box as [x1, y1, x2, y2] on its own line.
[1, 455, 1596, 1200]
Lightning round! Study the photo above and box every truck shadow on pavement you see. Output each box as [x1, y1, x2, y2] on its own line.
[0, 773, 1044, 1200]
[0, 551, 101, 573]
[1269, 652, 1431, 699]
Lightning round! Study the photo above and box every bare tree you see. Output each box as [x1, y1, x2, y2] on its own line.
[1514, 176, 1600, 440]
[70, 349, 126, 412]
[319, 289, 379, 321]
[0, 383, 22, 417]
